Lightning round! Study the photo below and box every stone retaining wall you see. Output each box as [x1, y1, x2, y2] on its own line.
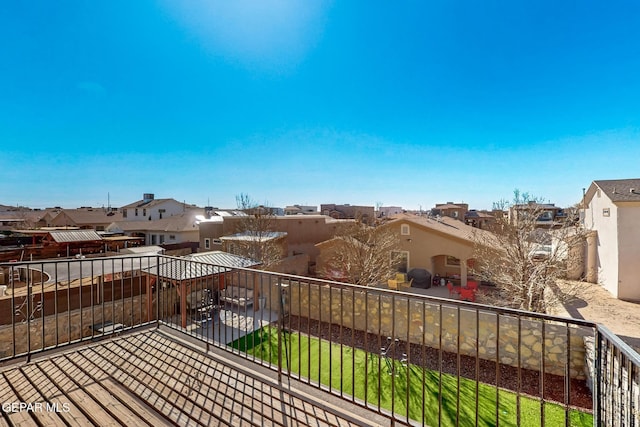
[273, 280, 592, 379]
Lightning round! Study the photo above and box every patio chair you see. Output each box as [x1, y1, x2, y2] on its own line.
[459, 287, 476, 302]
[446, 282, 461, 297]
[466, 280, 479, 291]
[387, 279, 398, 290]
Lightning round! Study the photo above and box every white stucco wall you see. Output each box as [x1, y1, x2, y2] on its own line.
[584, 191, 619, 296]
[616, 204, 640, 301]
[124, 200, 190, 221]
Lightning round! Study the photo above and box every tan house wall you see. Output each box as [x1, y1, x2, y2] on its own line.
[199, 216, 342, 263]
[389, 220, 475, 279]
[437, 206, 468, 221]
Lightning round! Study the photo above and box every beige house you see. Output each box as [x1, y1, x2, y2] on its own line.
[582, 178, 640, 301]
[284, 205, 318, 215]
[199, 214, 348, 266]
[315, 213, 490, 286]
[320, 204, 375, 224]
[464, 209, 497, 229]
[48, 208, 123, 231]
[508, 202, 568, 228]
[107, 209, 202, 247]
[432, 203, 469, 222]
[386, 214, 492, 286]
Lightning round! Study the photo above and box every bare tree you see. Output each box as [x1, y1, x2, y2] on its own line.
[231, 193, 283, 269]
[473, 189, 585, 313]
[14, 207, 39, 229]
[320, 221, 402, 286]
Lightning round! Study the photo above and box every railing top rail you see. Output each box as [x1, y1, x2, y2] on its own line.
[597, 324, 640, 364]
[1, 254, 600, 329]
[0, 252, 162, 267]
[159, 254, 598, 329]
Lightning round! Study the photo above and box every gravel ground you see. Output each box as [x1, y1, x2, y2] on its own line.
[284, 315, 593, 411]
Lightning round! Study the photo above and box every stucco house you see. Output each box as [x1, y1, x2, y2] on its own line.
[106, 209, 202, 247]
[48, 208, 123, 231]
[284, 205, 318, 215]
[582, 178, 640, 301]
[320, 204, 375, 224]
[199, 214, 348, 265]
[315, 213, 491, 287]
[120, 193, 199, 221]
[431, 202, 469, 222]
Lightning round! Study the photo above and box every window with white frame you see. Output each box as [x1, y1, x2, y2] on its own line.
[400, 224, 410, 235]
[204, 238, 211, 249]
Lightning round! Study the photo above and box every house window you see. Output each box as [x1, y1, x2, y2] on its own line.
[143, 208, 147, 217]
[135, 208, 139, 216]
[204, 238, 211, 249]
[392, 251, 409, 273]
[452, 211, 458, 218]
[400, 224, 410, 235]
[169, 234, 176, 240]
[603, 208, 610, 217]
[123, 209, 127, 218]
[159, 209, 166, 219]
[151, 235, 157, 245]
[445, 256, 461, 267]
[159, 235, 165, 244]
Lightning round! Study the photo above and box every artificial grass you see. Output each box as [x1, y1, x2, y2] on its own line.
[230, 326, 593, 427]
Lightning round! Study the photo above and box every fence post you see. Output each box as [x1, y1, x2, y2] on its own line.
[277, 276, 283, 384]
[593, 328, 603, 426]
[26, 274, 32, 362]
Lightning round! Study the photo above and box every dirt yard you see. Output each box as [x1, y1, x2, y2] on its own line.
[553, 280, 640, 353]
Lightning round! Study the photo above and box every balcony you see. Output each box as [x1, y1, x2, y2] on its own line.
[1, 255, 638, 426]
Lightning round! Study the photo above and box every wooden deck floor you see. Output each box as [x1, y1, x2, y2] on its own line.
[0, 328, 385, 427]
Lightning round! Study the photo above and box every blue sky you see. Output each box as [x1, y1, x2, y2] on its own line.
[2, 1, 640, 211]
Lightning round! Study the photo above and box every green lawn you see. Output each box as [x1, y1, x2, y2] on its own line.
[231, 327, 593, 427]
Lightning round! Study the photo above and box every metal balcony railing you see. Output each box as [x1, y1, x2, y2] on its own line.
[1, 255, 638, 426]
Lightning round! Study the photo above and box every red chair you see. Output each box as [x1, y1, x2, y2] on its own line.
[459, 288, 476, 302]
[447, 282, 461, 297]
[466, 281, 478, 291]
